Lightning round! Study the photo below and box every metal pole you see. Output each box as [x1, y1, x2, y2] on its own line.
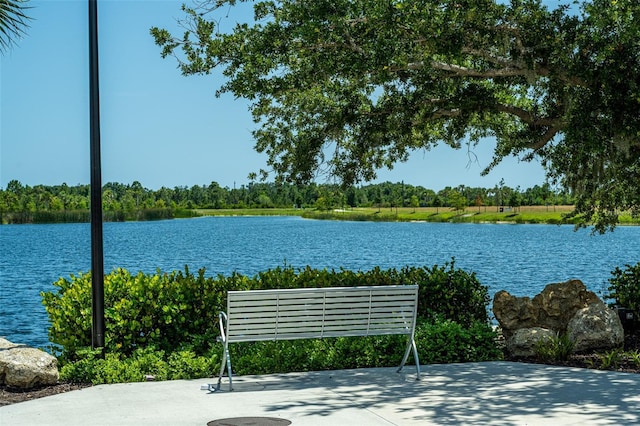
[89, 0, 105, 349]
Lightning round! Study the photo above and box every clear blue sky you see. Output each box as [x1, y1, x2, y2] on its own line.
[2, 0, 564, 191]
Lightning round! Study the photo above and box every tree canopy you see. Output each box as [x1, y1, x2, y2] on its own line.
[151, 0, 640, 232]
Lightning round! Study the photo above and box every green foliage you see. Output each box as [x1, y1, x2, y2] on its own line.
[229, 320, 501, 375]
[534, 333, 575, 362]
[410, 260, 490, 326]
[1, 179, 578, 225]
[43, 262, 494, 381]
[251, 259, 490, 325]
[229, 335, 407, 375]
[586, 349, 640, 370]
[62, 318, 500, 382]
[152, 0, 640, 233]
[59, 346, 218, 385]
[448, 191, 467, 212]
[606, 262, 640, 330]
[42, 267, 235, 362]
[415, 320, 503, 364]
[596, 349, 623, 370]
[0, 0, 31, 53]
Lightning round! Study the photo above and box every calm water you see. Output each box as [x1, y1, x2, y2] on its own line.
[1, 216, 638, 348]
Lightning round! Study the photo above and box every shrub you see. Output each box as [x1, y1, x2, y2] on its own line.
[43, 262, 494, 381]
[227, 320, 501, 376]
[42, 267, 237, 361]
[415, 320, 503, 364]
[606, 262, 640, 330]
[534, 333, 575, 362]
[402, 260, 490, 326]
[59, 346, 218, 384]
[229, 335, 407, 375]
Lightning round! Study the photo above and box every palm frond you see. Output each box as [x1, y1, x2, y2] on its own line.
[0, 0, 31, 53]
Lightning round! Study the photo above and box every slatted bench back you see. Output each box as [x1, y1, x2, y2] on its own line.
[225, 285, 419, 343]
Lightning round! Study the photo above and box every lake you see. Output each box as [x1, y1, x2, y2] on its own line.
[1, 216, 638, 349]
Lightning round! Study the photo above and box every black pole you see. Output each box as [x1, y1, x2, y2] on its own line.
[89, 0, 105, 349]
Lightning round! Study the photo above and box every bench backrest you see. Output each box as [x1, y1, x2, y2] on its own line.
[225, 285, 419, 343]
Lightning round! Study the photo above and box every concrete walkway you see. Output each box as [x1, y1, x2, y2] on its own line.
[2, 362, 639, 425]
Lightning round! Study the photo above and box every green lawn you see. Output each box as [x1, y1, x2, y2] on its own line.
[193, 206, 640, 227]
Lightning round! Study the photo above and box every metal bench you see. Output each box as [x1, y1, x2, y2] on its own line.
[210, 285, 421, 391]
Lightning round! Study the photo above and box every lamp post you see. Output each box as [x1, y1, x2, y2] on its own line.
[89, 0, 105, 349]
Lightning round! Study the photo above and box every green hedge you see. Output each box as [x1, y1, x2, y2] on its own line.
[42, 261, 499, 383]
[58, 320, 501, 384]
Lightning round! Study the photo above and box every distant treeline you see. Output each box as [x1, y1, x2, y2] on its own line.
[0, 179, 573, 224]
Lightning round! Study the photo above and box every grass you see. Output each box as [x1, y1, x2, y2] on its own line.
[194, 208, 303, 217]
[302, 205, 582, 225]
[191, 205, 640, 227]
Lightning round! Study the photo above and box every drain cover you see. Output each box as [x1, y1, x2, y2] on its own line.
[207, 417, 292, 426]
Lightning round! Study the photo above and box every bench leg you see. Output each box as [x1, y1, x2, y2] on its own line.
[397, 336, 421, 380]
[215, 342, 234, 391]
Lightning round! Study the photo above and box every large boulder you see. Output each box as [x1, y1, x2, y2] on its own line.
[492, 291, 539, 338]
[568, 301, 625, 353]
[0, 338, 59, 389]
[505, 327, 556, 358]
[532, 280, 600, 333]
[493, 280, 623, 357]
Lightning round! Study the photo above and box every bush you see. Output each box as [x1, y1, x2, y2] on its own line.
[229, 335, 407, 375]
[59, 346, 218, 384]
[43, 262, 495, 381]
[226, 320, 501, 376]
[259, 258, 490, 326]
[42, 267, 241, 361]
[606, 262, 640, 330]
[415, 320, 503, 364]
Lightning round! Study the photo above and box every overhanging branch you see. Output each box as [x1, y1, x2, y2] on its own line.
[494, 104, 558, 127]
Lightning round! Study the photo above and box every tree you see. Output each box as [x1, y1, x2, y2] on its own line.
[475, 194, 483, 212]
[432, 195, 443, 213]
[509, 190, 522, 212]
[153, 0, 640, 232]
[0, 0, 30, 53]
[448, 190, 467, 212]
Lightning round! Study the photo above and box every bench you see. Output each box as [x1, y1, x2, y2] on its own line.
[210, 285, 421, 391]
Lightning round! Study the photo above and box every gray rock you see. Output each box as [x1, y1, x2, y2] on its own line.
[0, 337, 59, 389]
[493, 280, 600, 338]
[493, 279, 622, 356]
[568, 302, 625, 353]
[505, 327, 556, 357]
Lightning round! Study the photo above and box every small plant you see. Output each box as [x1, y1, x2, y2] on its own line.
[627, 350, 640, 368]
[597, 350, 623, 370]
[534, 333, 575, 362]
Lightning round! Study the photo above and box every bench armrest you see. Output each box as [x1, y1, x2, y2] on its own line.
[217, 311, 229, 344]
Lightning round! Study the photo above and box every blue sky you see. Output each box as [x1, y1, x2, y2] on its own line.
[1, 0, 558, 191]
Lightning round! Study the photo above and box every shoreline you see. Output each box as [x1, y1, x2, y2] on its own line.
[3, 206, 639, 227]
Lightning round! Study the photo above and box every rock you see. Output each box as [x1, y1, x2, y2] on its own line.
[493, 279, 623, 356]
[493, 280, 601, 338]
[493, 291, 539, 338]
[532, 280, 600, 333]
[505, 327, 557, 358]
[0, 338, 59, 389]
[568, 301, 625, 353]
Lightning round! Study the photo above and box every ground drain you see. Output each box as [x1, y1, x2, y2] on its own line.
[207, 417, 292, 426]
